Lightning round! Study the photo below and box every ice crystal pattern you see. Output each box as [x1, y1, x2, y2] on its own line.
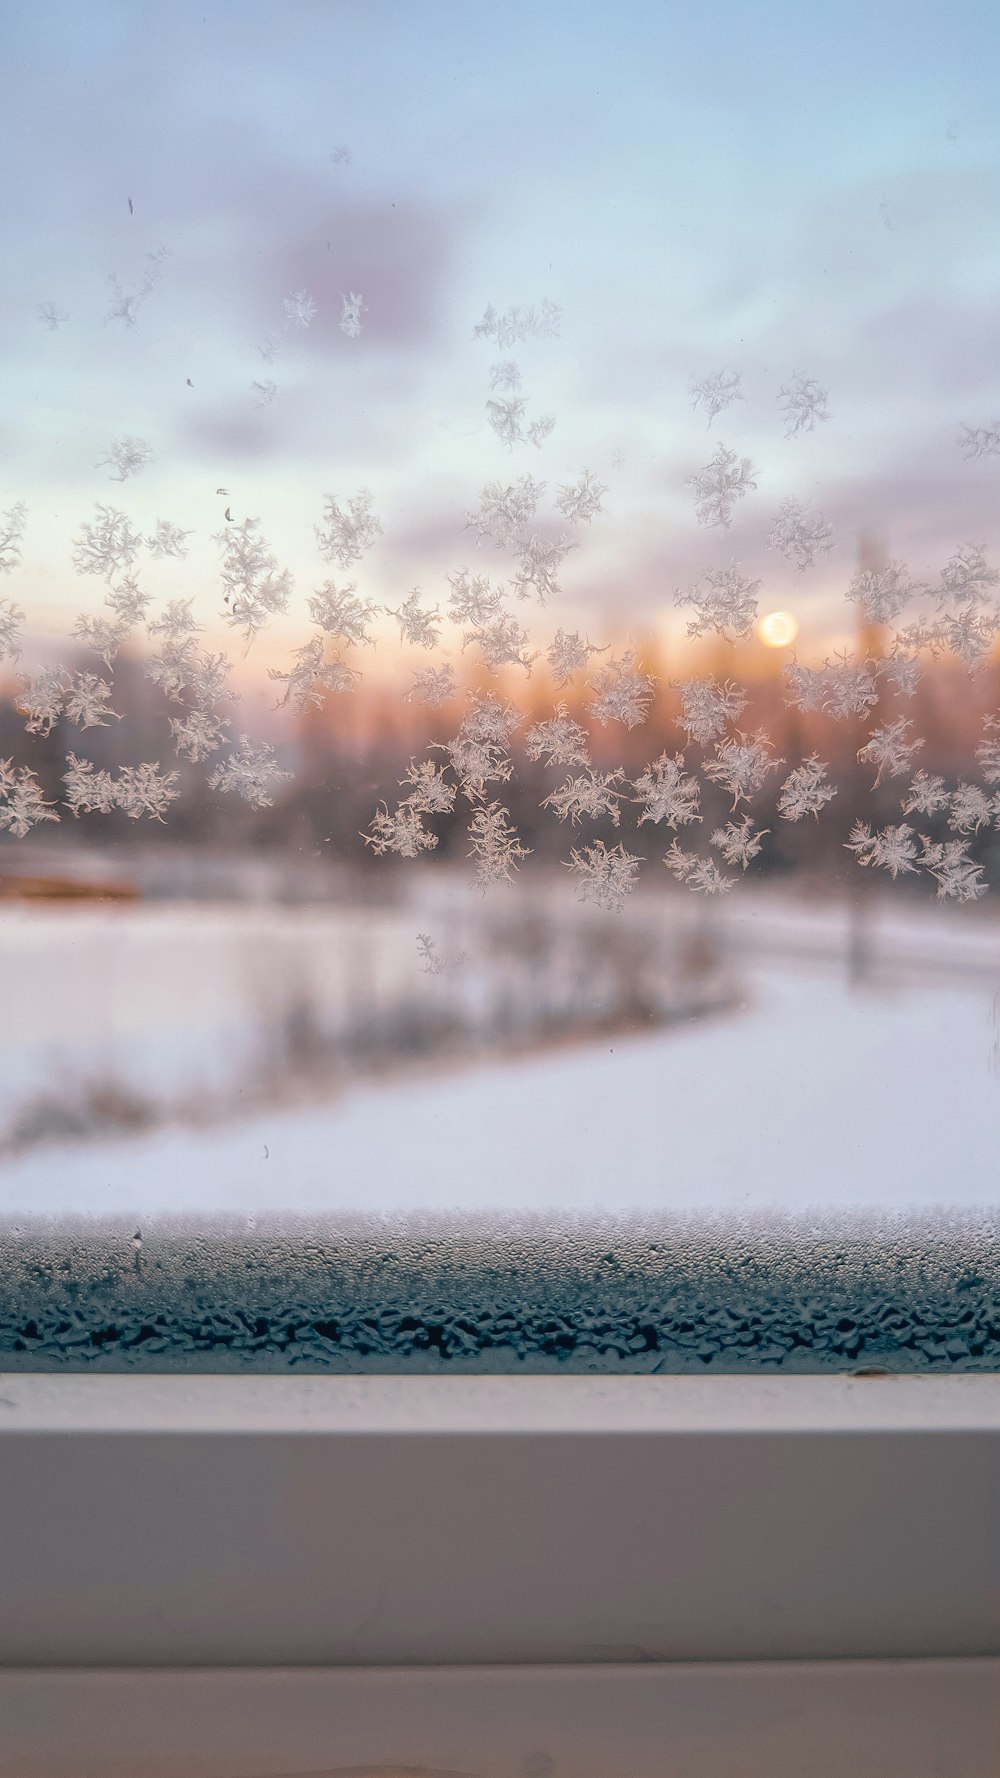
[566, 840, 642, 912]
[686, 444, 757, 528]
[467, 802, 530, 888]
[689, 369, 743, 426]
[0, 503, 27, 575]
[778, 374, 830, 437]
[99, 436, 153, 481]
[768, 499, 833, 572]
[677, 562, 761, 641]
[209, 737, 291, 808]
[316, 491, 383, 569]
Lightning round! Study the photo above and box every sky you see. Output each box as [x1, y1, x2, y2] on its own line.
[4, 0, 1000, 694]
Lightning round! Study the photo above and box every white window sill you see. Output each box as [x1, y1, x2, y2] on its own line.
[1, 1375, 998, 1776]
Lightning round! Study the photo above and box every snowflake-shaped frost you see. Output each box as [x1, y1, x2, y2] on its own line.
[527, 415, 556, 448]
[387, 589, 441, 649]
[543, 769, 626, 827]
[316, 490, 383, 569]
[64, 672, 119, 730]
[847, 559, 924, 625]
[37, 301, 68, 331]
[711, 817, 768, 869]
[16, 666, 66, 736]
[0, 597, 24, 663]
[546, 629, 604, 687]
[447, 568, 504, 627]
[473, 301, 561, 347]
[689, 369, 743, 426]
[363, 803, 437, 859]
[115, 763, 180, 822]
[958, 423, 1000, 460]
[464, 612, 537, 673]
[705, 730, 783, 808]
[72, 505, 143, 580]
[676, 561, 760, 640]
[587, 648, 654, 729]
[216, 519, 293, 639]
[252, 379, 278, 408]
[406, 664, 457, 707]
[565, 839, 642, 911]
[103, 248, 168, 328]
[339, 292, 367, 337]
[633, 752, 701, 829]
[901, 771, 950, 817]
[664, 840, 734, 895]
[778, 374, 830, 437]
[63, 753, 117, 817]
[777, 755, 836, 821]
[857, 718, 923, 787]
[919, 837, 987, 901]
[937, 544, 999, 606]
[0, 766, 59, 837]
[467, 802, 530, 889]
[399, 760, 456, 815]
[169, 709, 232, 761]
[268, 639, 360, 712]
[209, 736, 291, 808]
[555, 471, 607, 524]
[512, 532, 575, 604]
[948, 782, 993, 834]
[486, 396, 526, 450]
[768, 498, 833, 572]
[99, 436, 153, 481]
[308, 581, 378, 647]
[283, 290, 317, 329]
[146, 519, 192, 560]
[524, 705, 591, 768]
[490, 361, 522, 392]
[846, 821, 918, 879]
[466, 475, 545, 547]
[686, 444, 757, 528]
[820, 653, 881, 721]
[675, 676, 748, 745]
[0, 502, 27, 575]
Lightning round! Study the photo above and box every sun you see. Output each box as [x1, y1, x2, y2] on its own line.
[758, 610, 799, 649]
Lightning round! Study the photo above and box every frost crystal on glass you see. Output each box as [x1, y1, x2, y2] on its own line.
[316, 490, 383, 569]
[689, 369, 743, 426]
[217, 519, 293, 639]
[847, 559, 924, 624]
[308, 581, 378, 648]
[0, 502, 27, 574]
[399, 759, 456, 816]
[447, 568, 504, 627]
[490, 361, 522, 392]
[677, 562, 760, 640]
[711, 817, 768, 869]
[0, 764, 59, 836]
[268, 638, 360, 712]
[565, 839, 642, 911]
[527, 416, 556, 448]
[777, 755, 836, 820]
[146, 519, 192, 560]
[920, 836, 987, 901]
[486, 396, 526, 450]
[364, 803, 438, 859]
[633, 752, 701, 829]
[466, 475, 544, 546]
[252, 379, 278, 408]
[937, 543, 999, 605]
[72, 505, 143, 580]
[63, 753, 117, 816]
[283, 289, 317, 329]
[587, 648, 654, 729]
[103, 248, 168, 328]
[209, 736, 291, 808]
[976, 716, 1000, 785]
[935, 607, 999, 669]
[706, 731, 784, 808]
[858, 718, 923, 787]
[513, 532, 575, 604]
[0, 597, 24, 663]
[543, 769, 626, 826]
[16, 666, 66, 736]
[686, 444, 757, 528]
[37, 301, 68, 330]
[169, 708, 232, 761]
[114, 763, 180, 822]
[555, 471, 607, 524]
[846, 821, 919, 879]
[406, 664, 457, 707]
[473, 300, 561, 347]
[99, 436, 153, 481]
[901, 771, 950, 817]
[387, 589, 441, 649]
[339, 292, 367, 337]
[958, 422, 1000, 460]
[664, 840, 734, 895]
[64, 672, 119, 730]
[778, 374, 830, 437]
[768, 498, 833, 572]
[947, 782, 993, 834]
[524, 705, 591, 768]
[464, 612, 537, 673]
[467, 802, 530, 888]
[819, 653, 881, 721]
[676, 676, 748, 745]
[546, 629, 604, 687]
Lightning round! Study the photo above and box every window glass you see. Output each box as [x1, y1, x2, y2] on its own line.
[1, 1, 998, 1371]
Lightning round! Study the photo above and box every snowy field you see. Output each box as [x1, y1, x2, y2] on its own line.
[2, 883, 1000, 1220]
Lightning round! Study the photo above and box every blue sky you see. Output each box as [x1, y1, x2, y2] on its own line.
[4, 0, 1000, 679]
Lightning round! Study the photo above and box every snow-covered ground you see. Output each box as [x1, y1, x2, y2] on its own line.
[2, 888, 1000, 1218]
